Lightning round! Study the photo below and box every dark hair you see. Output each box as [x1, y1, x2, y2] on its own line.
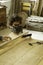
[10, 16, 22, 26]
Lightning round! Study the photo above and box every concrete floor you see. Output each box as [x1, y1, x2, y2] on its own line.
[0, 28, 43, 65]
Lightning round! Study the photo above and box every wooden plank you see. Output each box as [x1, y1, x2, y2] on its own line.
[0, 37, 43, 65]
[0, 30, 28, 55]
[38, 59, 43, 65]
[0, 38, 38, 65]
[14, 45, 43, 65]
[0, 29, 28, 47]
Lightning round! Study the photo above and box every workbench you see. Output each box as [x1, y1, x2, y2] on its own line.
[0, 28, 43, 65]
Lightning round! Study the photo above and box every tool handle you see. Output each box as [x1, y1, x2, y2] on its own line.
[22, 34, 32, 38]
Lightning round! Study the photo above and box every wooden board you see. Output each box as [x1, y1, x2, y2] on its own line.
[0, 37, 43, 65]
[38, 60, 43, 65]
[0, 28, 28, 47]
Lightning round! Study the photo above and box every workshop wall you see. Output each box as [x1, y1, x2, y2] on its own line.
[37, 0, 43, 16]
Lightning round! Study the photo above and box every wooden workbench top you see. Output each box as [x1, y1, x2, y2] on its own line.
[0, 36, 43, 65]
[0, 28, 43, 65]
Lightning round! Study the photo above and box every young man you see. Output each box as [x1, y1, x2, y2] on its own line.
[10, 16, 23, 34]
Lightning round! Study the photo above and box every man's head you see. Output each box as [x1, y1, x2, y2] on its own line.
[10, 16, 22, 26]
[10, 15, 23, 34]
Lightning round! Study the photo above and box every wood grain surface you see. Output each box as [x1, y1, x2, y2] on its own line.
[0, 36, 43, 65]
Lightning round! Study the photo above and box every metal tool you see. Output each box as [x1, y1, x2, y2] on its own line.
[29, 41, 43, 46]
[22, 34, 32, 38]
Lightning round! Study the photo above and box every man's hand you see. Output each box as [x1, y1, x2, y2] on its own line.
[3, 36, 11, 41]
